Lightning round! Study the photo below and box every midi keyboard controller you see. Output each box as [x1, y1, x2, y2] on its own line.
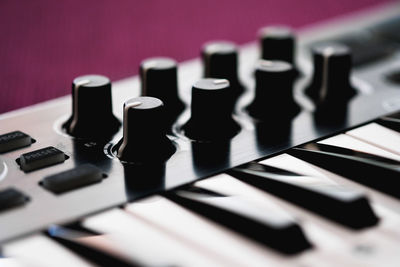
[1, 2, 400, 266]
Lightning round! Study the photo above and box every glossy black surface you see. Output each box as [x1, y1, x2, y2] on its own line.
[303, 143, 400, 167]
[230, 162, 379, 229]
[378, 117, 400, 132]
[289, 144, 400, 199]
[167, 189, 312, 255]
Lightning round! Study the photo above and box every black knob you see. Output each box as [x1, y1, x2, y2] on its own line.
[202, 41, 244, 97]
[182, 78, 240, 141]
[140, 57, 185, 127]
[305, 43, 356, 106]
[116, 97, 175, 163]
[247, 60, 299, 121]
[63, 75, 120, 139]
[259, 26, 296, 64]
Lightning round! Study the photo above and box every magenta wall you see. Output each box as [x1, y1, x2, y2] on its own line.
[0, 0, 391, 113]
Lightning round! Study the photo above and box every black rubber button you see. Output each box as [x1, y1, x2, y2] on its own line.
[18, 146, 67, 172]
[0, 131, 34, 153]
[40, 164, 105, 194]
[0, 188, 29, 212]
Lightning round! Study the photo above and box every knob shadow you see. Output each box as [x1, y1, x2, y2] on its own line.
[123, 163, 166, 201]
[191, 141, 231, 177]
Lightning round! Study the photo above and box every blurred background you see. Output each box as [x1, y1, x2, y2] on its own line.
[0, 0, 391, 114]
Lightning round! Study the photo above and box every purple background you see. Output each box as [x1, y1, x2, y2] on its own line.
[0, 0, 391, 113]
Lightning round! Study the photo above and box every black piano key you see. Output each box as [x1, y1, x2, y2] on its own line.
[167, 190, 312, 255]
[289, 144, 400, 199]
[308, 143, 400, 167]
[51, 236, 140, 267]
[47, 226, 140, 267]
[184, 186, 226, 197]
[229, 162, 379, 229]
[377, 117, 400, 133]
[386, 111, 400, 120]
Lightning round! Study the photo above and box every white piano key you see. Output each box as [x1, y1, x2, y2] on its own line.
[126, 195, 295, 267]
[0, 258, 26, 267]
[0, 259, 24, 267]
[2, 234, 93, 267]
[259, 153, 331, 178]
[346, 123, 400, 155]
[82, 208, 226, 267]
[319, 134, 400, 162]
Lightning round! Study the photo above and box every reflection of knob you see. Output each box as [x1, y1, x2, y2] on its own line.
[202, 41, 244, 97]
[116, 97, 175, 163]
[140, 57, 185, 127]
[259, 26, 296, 64]
[182, 78, 240, 141]
[305, 43, 356, 106]
[247, 60, 299, 121]
[63, 75, 120, 139]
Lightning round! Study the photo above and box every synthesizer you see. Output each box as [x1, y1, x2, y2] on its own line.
[1, 2, 400, 266]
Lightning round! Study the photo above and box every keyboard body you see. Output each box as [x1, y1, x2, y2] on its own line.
[1, 2, 400, 266]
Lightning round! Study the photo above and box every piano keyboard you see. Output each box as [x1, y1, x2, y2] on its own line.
[1, 2, 400, 266]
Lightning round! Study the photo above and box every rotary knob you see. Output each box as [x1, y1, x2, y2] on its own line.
[116, 97, 175, 163]
[259, 26, 296, 64]
[202, 41, 244, 98]
[247, 60, 299, 121]
[182, 78, 240, 141]
[305, 43, 356, 106]
[140, 57, 185, 128]
[63, 75, 120, 139]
